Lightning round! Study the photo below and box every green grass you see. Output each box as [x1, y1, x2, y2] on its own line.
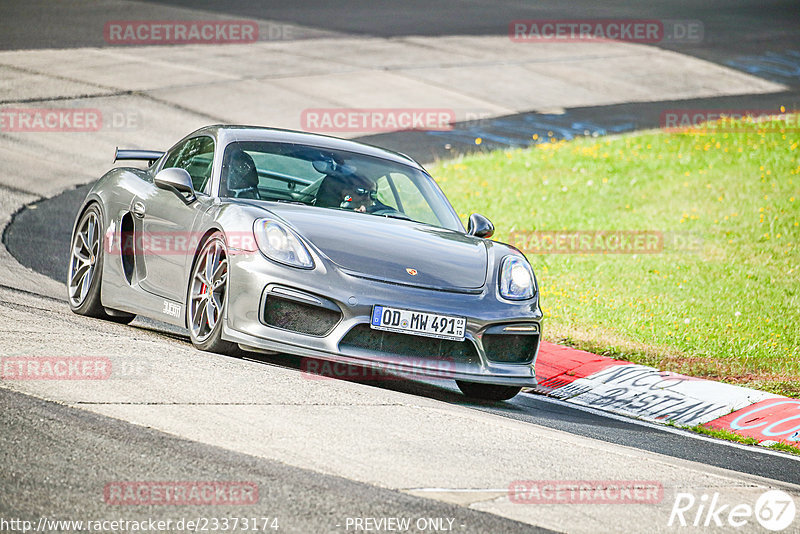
[684, 424, 760, 445]
[431, 115, 800, 397]
[766, 441, 800, 456]
[684, 424, 800, 455]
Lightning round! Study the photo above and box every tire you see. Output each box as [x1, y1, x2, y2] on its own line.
[186, 232, 240, 355]
[67, 203, 135, 324]
[456, 380, 521, 401]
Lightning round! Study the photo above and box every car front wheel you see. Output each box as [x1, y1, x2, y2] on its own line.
[187, 232, 240, 355]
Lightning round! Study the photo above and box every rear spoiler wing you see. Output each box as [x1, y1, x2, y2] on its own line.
[114, 148, 164, 166]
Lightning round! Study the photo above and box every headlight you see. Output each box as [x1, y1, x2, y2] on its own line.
[499, 255, 535, 300]
[253, 219, 314, 269]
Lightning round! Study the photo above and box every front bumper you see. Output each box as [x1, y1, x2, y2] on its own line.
[223, 251, 543, 387]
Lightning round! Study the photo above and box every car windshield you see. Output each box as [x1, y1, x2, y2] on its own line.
[219, 141, 462, 231]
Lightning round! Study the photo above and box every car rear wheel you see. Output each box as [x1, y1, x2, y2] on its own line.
[187, 232, 240, 355]
[67, 203, 135, 324]
[456, 380, 521, 401]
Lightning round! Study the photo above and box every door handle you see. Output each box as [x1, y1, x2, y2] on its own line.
[132, 201, 146, 219]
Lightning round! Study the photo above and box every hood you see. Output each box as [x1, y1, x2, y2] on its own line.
[259, 203, 487, 291]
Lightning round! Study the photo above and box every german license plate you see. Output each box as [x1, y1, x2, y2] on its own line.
[370, 305, 466, 341]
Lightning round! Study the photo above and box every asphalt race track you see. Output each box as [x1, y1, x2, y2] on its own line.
[0, 387, 552, 533]
[3, 0, 799, 61]
[2, 1, 800, 533]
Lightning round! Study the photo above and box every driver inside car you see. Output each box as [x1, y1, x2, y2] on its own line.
[315, 169, 377, 212]
[312, 155, 400, 215]
[338, 179, 378, 213]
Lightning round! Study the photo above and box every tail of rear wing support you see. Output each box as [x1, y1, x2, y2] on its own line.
[114, 147, 165, 166]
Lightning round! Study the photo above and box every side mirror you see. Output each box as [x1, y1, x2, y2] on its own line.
[155, 167, 196, 203]
[467, 213, 494, 238]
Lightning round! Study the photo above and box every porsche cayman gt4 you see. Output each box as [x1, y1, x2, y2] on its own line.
[68, 125, 542, 400]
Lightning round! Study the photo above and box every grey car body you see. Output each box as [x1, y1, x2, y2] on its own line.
[68, 125, 542, 400]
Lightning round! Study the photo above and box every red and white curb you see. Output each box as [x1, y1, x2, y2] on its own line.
[529, 342, 800, 446]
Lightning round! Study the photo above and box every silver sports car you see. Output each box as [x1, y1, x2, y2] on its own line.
[68, 125, 542, 400]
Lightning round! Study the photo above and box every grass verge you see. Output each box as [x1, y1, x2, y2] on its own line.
[432, 114, 800, 397]
[684, 424, 800, 456]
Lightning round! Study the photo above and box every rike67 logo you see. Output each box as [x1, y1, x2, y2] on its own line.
[669, 489, 796, 531]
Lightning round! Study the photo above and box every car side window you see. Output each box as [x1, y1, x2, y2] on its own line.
[161, 137, 215, 194]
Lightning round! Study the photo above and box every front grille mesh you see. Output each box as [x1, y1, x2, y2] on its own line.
[263, 296, 340, 336]
[339, 324, 480, 364]
[482, 334, 539, 364]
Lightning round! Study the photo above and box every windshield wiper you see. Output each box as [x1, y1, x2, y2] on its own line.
[377, 212, 413, 221]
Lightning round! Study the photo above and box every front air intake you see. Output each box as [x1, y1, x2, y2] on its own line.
[263, 295, 341, 336]
[482, 333, 539, 364]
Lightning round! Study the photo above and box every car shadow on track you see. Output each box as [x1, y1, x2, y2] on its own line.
[126, 320, 636, 424]
[240, 349, 481, 402]
[129, 320, 560, 412]
[127, 316, 524, 408]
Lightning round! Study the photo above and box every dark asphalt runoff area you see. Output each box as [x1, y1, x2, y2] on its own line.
[1, 0, 799, 69]
[2, 0, 800, 528]
[0, 387, 551, 534]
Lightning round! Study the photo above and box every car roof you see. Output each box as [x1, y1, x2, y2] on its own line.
[188, 124, 426, 172]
